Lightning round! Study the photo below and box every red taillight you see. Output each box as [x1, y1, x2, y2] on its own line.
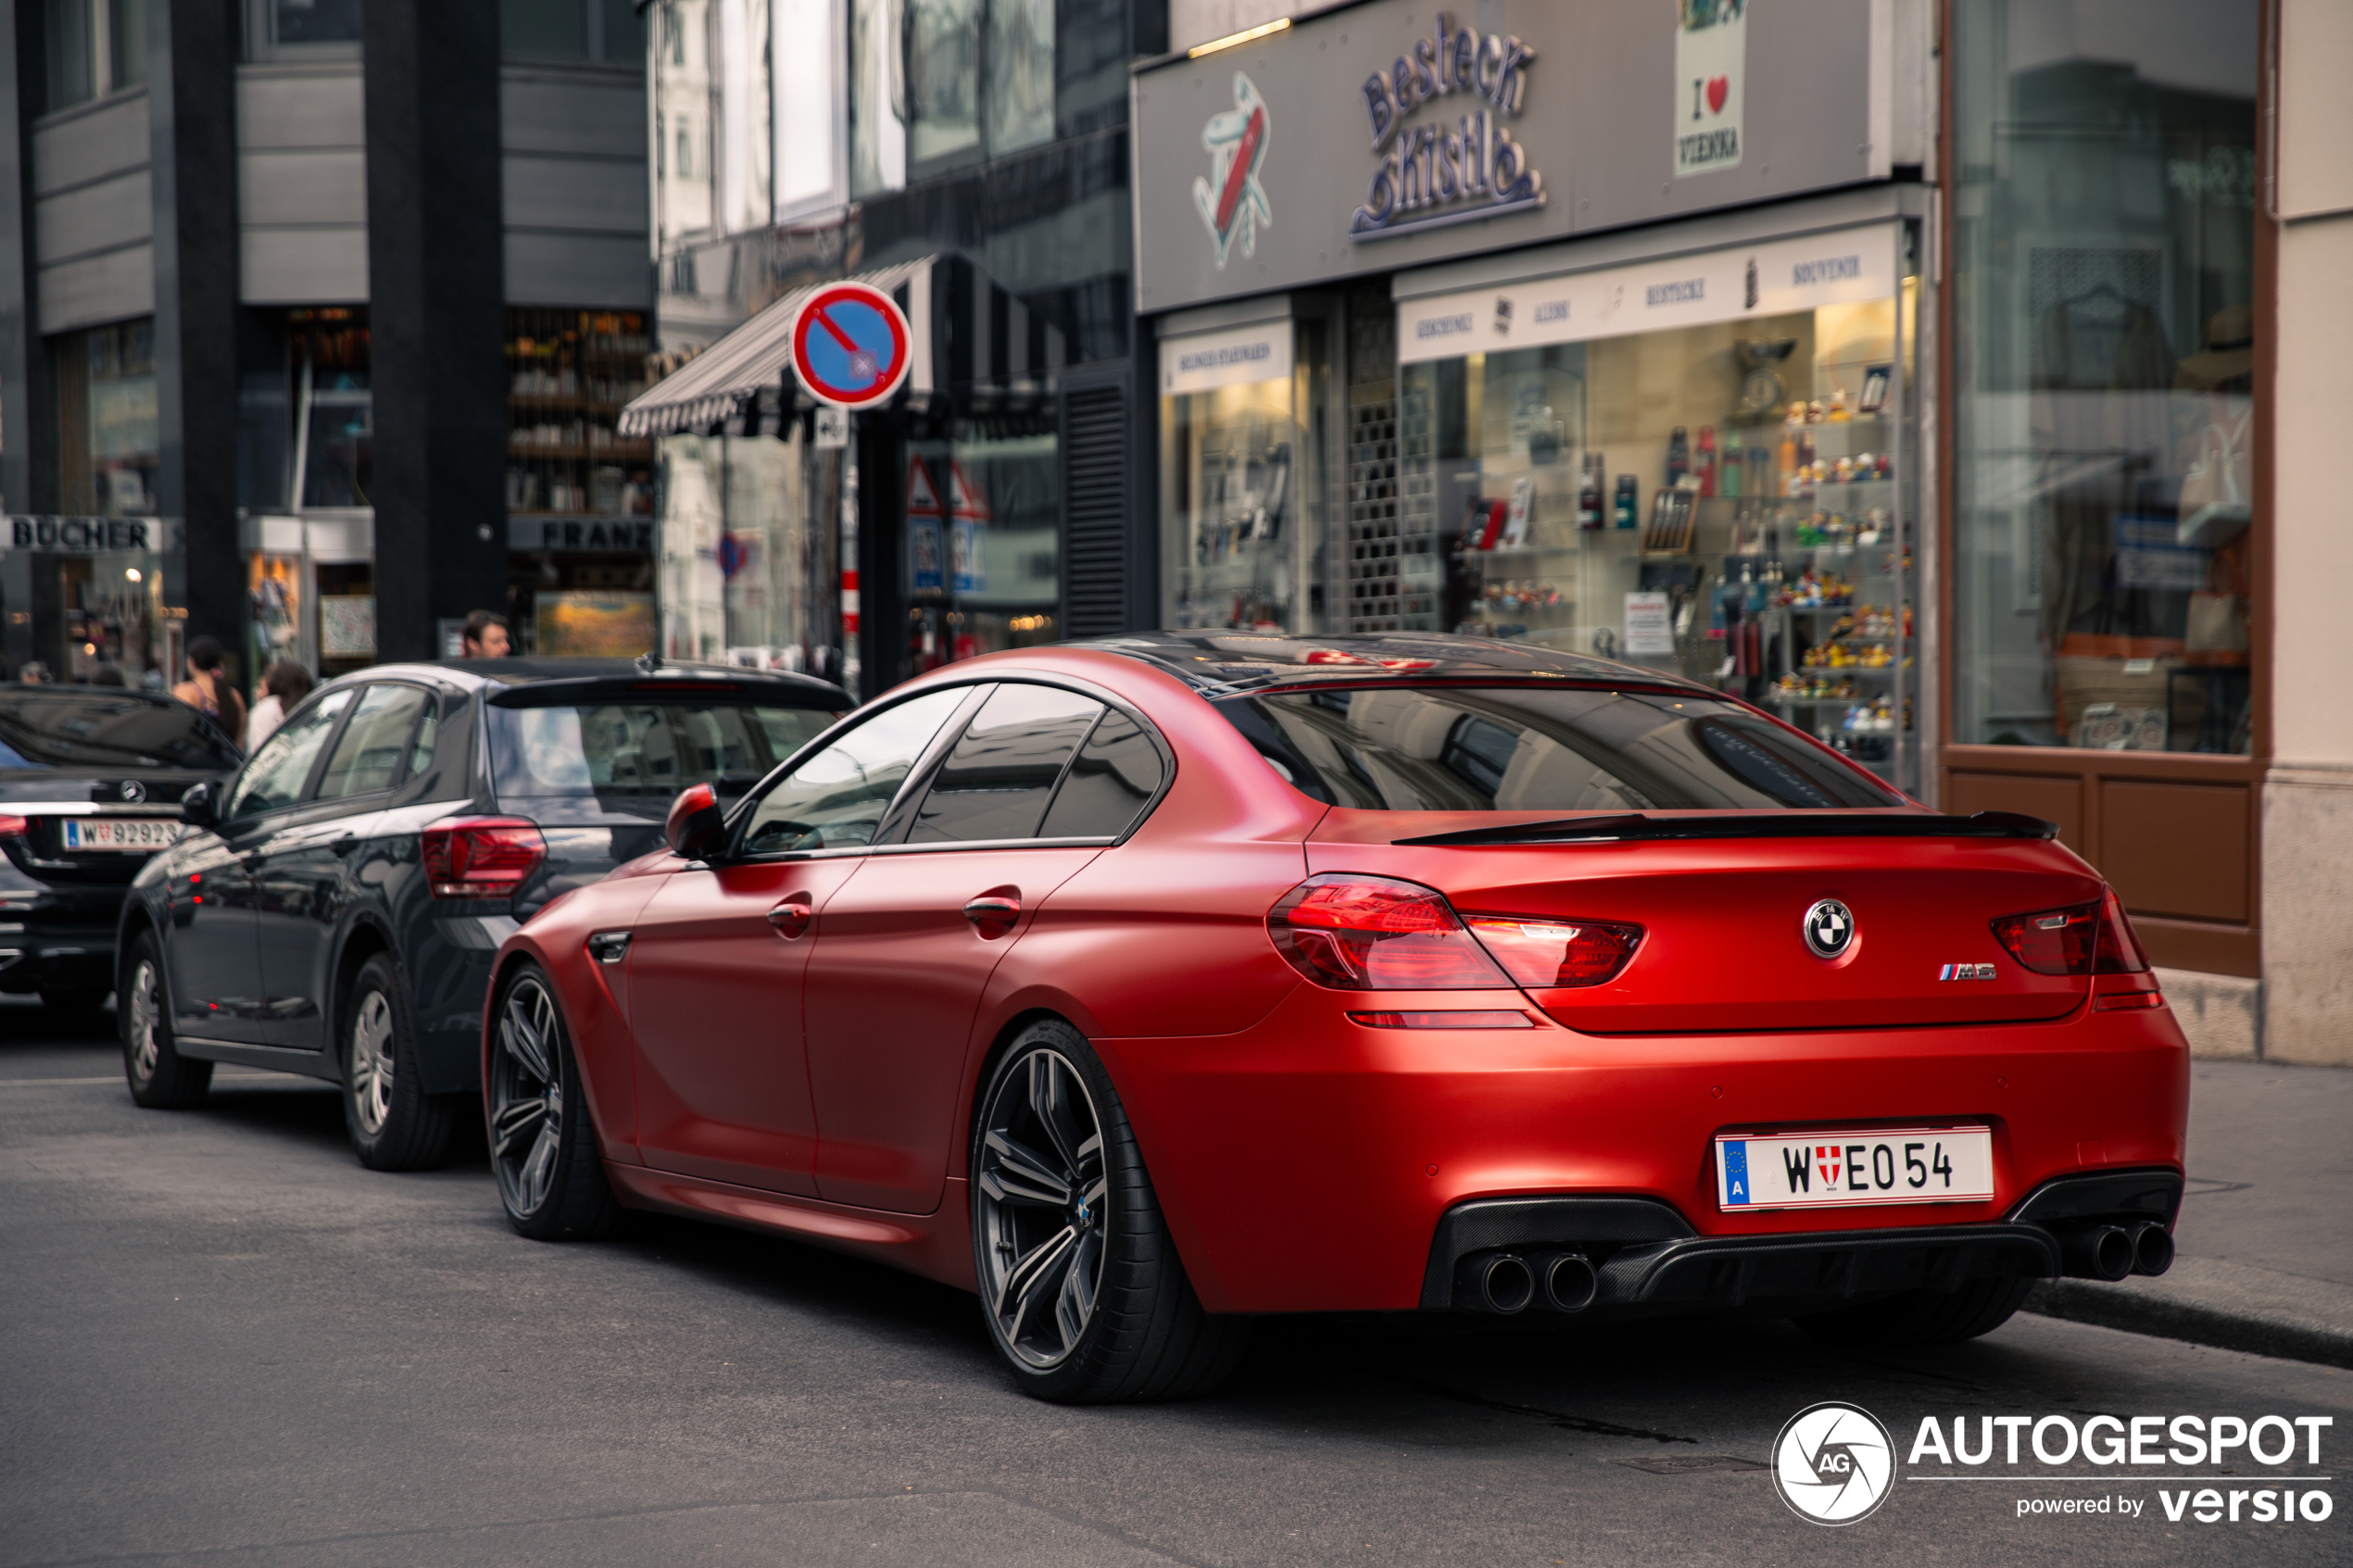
[1267, 875, 1512, 989]
[421, 817, 547, 899]
[1991, 887, 2148, 977]
[1990, 900, 2099, 974]
[0, 815, 27, 837]
[2095, 885, 2151, 974]
[1464, 915, 1644, 988]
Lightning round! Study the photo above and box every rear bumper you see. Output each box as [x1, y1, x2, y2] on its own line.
[0, 891, 130, 994]
[405, 915, 510, 1095]
[1097, 983, 2191, 1315]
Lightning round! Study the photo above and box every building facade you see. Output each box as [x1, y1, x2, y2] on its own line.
[628, 0, 1158, 698]
[1126, 0, 2327, 1058]
[0, 0, 655, 689]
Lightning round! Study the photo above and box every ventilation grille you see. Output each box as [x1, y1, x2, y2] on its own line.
[1061, 383, 1128, 637]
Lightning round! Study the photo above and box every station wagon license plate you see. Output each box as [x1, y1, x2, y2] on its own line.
[1714, 1125, 1995, 1210]
[62, 817, 176, 853]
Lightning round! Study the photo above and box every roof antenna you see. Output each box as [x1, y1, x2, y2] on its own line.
[635, 651, 662, 674]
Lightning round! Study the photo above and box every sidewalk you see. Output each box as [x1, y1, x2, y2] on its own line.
[2023, 1058, 2353, 1366]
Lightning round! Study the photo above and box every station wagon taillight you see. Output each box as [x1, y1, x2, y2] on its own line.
[422, 817, 546, 899]
[1991, 886, 2148, 976]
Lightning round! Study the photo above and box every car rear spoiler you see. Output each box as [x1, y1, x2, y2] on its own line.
[1391, 810, 2061, 847]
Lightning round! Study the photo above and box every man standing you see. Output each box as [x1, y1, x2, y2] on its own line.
[459, 611, 512, 659]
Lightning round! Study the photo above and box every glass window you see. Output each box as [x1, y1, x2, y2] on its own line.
[774, 0, 838, 208]
[986, 0, 1053, 154]
[486, 700, 839, 810]
[271, 0, 364, 45]
[0, 690, 241, 771]
[904, 419, 1060, 677]
[409, 703, 440, 780]
[653, 2, 713, 240]
[601, 0, 643, 60]
[108, 0, 145, 88]
[1038, 710, 1164, 837]
[503, 0, 587, 57]
[57, 321, 159, 518]
[1161, 320, 1332, 638]
[228, 688, 357, 819]
[1053, 0, 1126, 138]
[849, 0, 907, 194]
[907, 684, 1102, 842]
[46, 0, 93, 106]
[290, 308, 371, 509]
[1951, 0, 2259, 754]
[316, 684, 430, 800]
[1214, 686, 1903, 812]
[739, 686, 969, 853]
[906, 0, 979, 164]
[1391, 275, 1918, 788]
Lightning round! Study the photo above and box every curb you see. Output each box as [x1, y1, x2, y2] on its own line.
[2024, 1280, 2353, 1371]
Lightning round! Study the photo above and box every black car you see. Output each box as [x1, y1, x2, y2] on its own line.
[115, 658, 847, 1169]
[0, 685, 243, 1010]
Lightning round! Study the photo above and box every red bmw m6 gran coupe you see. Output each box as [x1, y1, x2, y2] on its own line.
[480, 633, 2187, 1403]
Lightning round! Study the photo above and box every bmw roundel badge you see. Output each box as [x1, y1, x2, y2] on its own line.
[1802, 898, 1855, 960]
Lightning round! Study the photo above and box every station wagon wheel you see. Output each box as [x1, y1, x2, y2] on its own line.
[488, 965, 623, 1241]
[348, 991, 396, 1136]
[969, 1020, 1252, 1403]
[120, 932, 210, 1110]
[975, 1047, 1109, 1371]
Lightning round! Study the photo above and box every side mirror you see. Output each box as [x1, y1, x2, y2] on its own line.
[664, 782, 727, 861]
[179, 779, 220, 830]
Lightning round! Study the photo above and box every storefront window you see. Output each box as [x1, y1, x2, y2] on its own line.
[1950, 0, 2259, 754]
[656, 431, 821, 669]
[905, 417, 1059, 671]
[985, 0, 1053, 154]
[54, 320, 158, 520]
[1159, 318, 1332, 634]
[1392, 229, 1919, 785]
[291, 308, 371, 508]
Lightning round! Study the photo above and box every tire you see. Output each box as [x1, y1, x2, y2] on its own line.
[120, 933, 210, 1110]
[341, 951, 454, 1172]
[487, 963, 623, 1240]
[1793, 1274, 2035, 1348]
[43, 985, 110, 1011]
[970, 1018, 1251, 1403]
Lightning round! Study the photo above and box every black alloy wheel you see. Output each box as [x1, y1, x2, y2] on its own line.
[969, 1018, 1250, 1403]
[488, 965, 623, 1240]
[120, 933, 210, 1110]
[340, 951, 453, 1172]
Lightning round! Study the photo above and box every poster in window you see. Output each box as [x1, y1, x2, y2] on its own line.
[536, 592, 657, 657]
[1674, 1, 1744, 179]
[320, 595, 376, 657]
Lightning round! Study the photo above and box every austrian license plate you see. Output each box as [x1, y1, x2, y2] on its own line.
[62, 817, 176, 853]
[1714, 1125, 1995, 1211]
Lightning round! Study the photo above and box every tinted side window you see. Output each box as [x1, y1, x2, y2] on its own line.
[1038, 711, 1164, 838]
[740, 687, 969, 854]
[908, 685, 1104, 843]
[316, 684, 431, 800]
[226, 688, 356, 819]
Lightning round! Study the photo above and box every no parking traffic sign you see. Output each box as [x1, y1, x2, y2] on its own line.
[790, 282, 913, 409]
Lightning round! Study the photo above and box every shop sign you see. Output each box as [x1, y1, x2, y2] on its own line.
[508, 518, 656, 552]
[1396, 223, 1899, 364]
[1350, 13, 1543, 242]
[5, 515, 169, 553]
[1674, 2, 1745, 179]
[908, 457, 945, 594]
[949, 460, 988, 596]
[1194, 74, 1273, 268]
[1159, 323, 1295, 395]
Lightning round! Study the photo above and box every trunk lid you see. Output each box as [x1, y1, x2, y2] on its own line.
[1306, 810, 2099, 1032]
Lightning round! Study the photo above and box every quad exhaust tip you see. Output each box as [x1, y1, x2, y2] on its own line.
[1453, 1250, 1598, 1313]
[2053, 1219, 2172, 1281]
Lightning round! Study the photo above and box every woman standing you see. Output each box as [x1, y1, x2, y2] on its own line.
[170, 636, 248, 748]
[245, 660, 315, 750]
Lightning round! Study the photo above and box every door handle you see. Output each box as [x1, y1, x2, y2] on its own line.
[963, 894, 1021, 939]
[767, 898, 813, 939]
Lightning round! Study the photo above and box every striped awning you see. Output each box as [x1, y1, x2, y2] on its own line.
[619, 257, 937, 438]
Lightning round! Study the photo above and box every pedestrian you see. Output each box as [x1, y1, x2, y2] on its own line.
[17, 660, 48, 684]
[171, 636, 247, 744]
[459, 610, 512, 659]
[245, 660, 314, 750]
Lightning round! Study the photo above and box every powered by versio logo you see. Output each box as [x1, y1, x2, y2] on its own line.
[1773, 1402, 1896, 1524]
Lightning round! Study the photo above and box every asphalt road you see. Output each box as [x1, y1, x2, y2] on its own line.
[3, 998, 2347, 1568]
